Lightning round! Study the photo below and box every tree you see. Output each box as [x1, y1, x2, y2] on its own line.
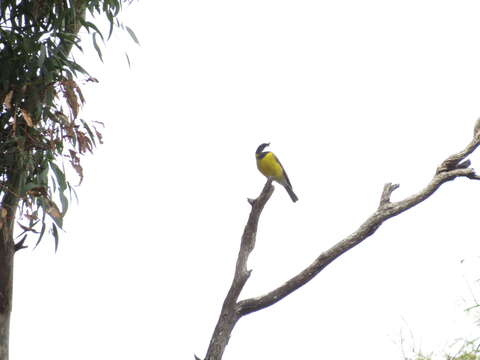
[0, 1, 136, 359]
[196, 124, 480, 360]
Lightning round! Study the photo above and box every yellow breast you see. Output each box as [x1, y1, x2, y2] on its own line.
[256, 152, 284, 182]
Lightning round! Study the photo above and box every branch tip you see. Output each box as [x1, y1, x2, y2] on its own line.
[263, 178, 274, 194]
[379, 182, 399, 207]
[467, 172, 480, 180]
[248, 178, 274, 207]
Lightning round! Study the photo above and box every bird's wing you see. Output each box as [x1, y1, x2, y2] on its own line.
[274, 154, 293, 188]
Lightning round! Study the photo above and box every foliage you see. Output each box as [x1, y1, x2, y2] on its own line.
[402, 304, 480, 360]
[0, 0, 136, 250]
[447, 341, 480, 360]
[408, 339, 480, 360]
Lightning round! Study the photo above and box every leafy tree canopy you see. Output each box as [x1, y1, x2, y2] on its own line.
[0, 0, 135, 250]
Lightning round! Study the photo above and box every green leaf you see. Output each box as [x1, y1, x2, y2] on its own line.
[92, 32, 103, 62]
[107, 12, 114, 39]
[125, 26, 139, 45]
[50, 162, 67, 190]
[83, 20, 104, 41]
[59, 190, 69, 216]
[67, 182, 79, 203]
[125, 52, 131, 68]
[81, 119, 96, 146]
[34, 221, 46, 249]
[67, 60, 89, 75]
[52, 223, 59, 252]
[50, 175, 57, 193]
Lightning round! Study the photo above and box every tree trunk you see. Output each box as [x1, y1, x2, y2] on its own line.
[0, 182, 20, 360]
[0, 235, 13, 360]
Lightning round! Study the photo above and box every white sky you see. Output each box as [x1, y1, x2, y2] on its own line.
[8, 1, 480, 359]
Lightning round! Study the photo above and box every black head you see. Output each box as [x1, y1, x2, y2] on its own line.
[256, 142, 270, 154]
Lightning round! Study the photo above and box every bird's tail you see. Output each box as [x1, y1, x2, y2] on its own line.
[285, 185, 298, 203]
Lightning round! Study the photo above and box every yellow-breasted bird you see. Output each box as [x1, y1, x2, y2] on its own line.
[255, 143, 298, 202]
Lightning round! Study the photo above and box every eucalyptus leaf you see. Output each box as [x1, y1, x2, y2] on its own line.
[125, 25, 139, 45]
[52, 223, 59, 252]
[92, 32, 103, 62]
[50, 162, 67, 191]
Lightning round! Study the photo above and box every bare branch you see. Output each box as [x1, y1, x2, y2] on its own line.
[467, 173, 480, 181]
[234, 178, 274, 294]
[236, 135, 480, 316]
[202, 179, 274, 360]
[201, 130, 480, 359]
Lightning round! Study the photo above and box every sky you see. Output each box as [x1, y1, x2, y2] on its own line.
[8, 0, 480, 359]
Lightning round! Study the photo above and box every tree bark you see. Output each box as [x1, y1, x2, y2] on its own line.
[202, 180, 274, 360]
[0, 231, 14, 360]
[0, 186, 19, 360]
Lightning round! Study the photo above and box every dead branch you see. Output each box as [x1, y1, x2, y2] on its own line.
[198, 126, 480, 360]
[200, 179, 273, 360]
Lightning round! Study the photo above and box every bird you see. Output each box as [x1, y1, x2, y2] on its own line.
[255, 143, 298, 202]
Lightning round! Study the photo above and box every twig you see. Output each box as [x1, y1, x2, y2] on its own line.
[379, 182, 399, 207]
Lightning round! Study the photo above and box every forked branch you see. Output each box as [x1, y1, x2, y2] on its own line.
[198, 127, 480, 360]
[200, 179, 274, 360]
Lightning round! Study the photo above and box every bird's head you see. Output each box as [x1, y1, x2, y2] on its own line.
[256, 142, 270, 155]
